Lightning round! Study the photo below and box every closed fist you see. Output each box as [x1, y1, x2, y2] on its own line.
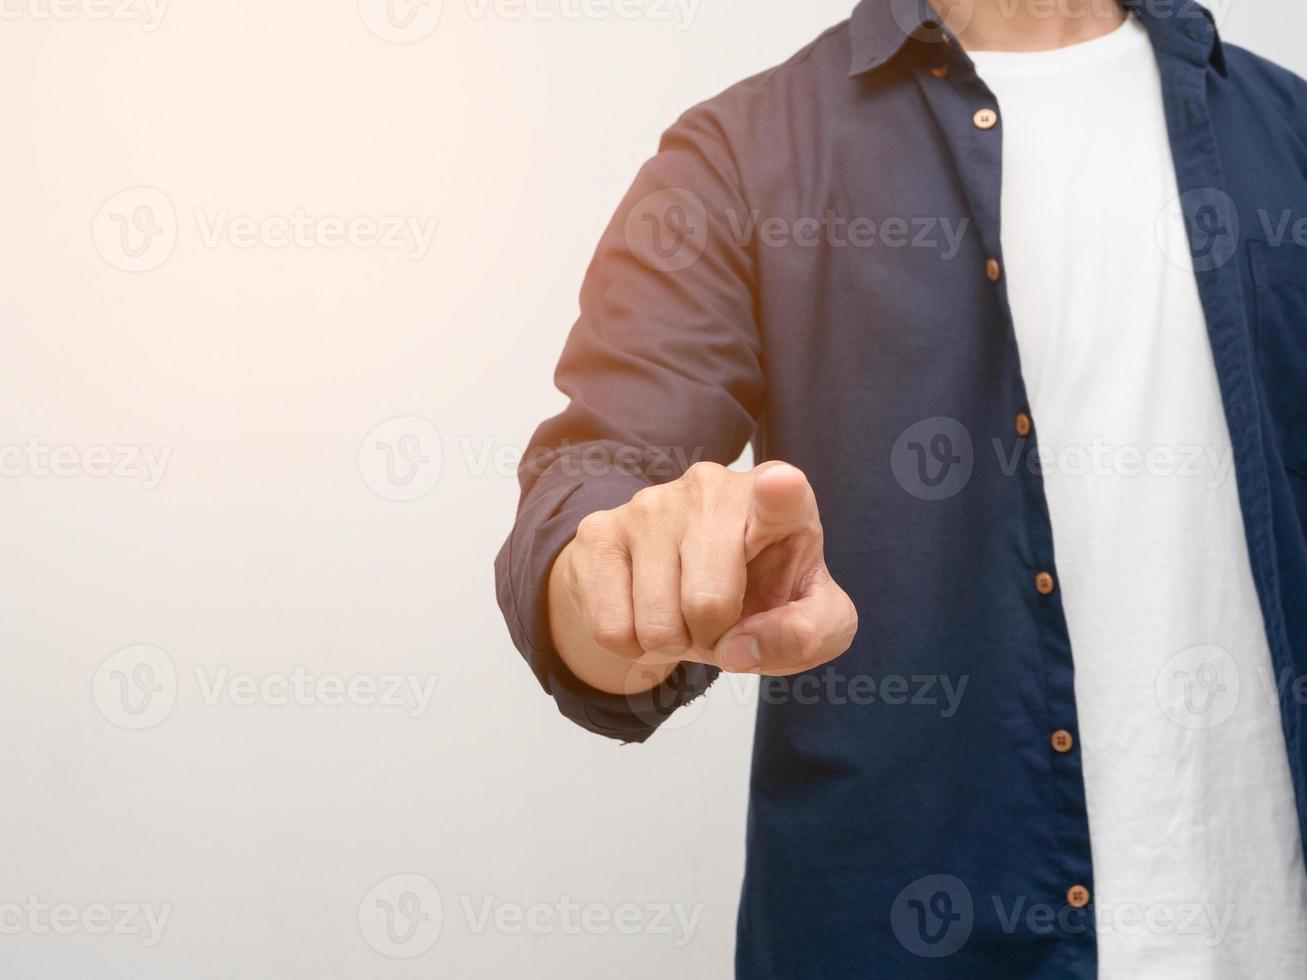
[551, 461, 858, 681]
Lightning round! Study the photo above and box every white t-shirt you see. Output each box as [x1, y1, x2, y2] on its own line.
[969, 16, 1307, 978]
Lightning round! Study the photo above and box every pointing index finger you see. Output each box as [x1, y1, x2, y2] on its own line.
[744, 463, 818, 561]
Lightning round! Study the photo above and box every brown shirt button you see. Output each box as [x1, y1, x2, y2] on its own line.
[1016, 413, 1032, 438]
[974, 108, 998, 130]
[1036, 572, 1056, 595]
[930, 64, 950, 79]
[1067, 885, 1091, 909]
[986, 258, 1002, 282]
[1051, 730, 1074, 753]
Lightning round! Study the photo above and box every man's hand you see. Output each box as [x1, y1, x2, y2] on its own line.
[548, 461, 858, 697]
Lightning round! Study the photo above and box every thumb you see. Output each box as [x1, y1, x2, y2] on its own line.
[713, 573, 858, 676]
[744, 462, 818, 561]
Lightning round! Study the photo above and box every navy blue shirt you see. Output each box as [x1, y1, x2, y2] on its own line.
[495, 2, 1307, 975]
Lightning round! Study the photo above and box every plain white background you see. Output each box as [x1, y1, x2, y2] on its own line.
[0, 1, 1302, 977]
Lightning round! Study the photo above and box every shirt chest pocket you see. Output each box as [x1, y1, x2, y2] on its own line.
[1250, 241, 1307, 478]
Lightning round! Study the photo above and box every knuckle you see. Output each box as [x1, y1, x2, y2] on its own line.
[792, 523, 824, 550]
[590, 617, 639, 656]
[683, 460, 727, 487]
[788, 613, 826, 664]
[626, 485, 668, 519]
[625, 483, 698, 537]
[574, 511, 615, 549]
[843, 597, 860, 646]
[680, 589, 740, 628]
[634, 619, 687, 653]
[630, 485, 658, 508]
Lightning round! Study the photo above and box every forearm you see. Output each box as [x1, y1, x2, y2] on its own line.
[496, 106, 763, 734]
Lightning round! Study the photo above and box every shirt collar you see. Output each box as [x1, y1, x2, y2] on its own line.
[847, 0, 939, 76]
[848, 0, 1227, 78]
[1123, 0, 1227, 76]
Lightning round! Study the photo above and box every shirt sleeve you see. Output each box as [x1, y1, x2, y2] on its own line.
[494, 106, 764, 743]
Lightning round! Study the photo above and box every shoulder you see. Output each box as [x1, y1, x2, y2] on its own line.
[1220, 42, 1307, 136]
[657, 18, 860, 154]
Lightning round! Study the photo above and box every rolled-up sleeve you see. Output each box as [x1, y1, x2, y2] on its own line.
[494, 105, 764, 743]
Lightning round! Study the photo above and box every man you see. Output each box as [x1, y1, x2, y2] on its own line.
[495, 0, 1307, 975]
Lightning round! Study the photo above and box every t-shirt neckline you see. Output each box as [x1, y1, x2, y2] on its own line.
[965, 14, 1149, 79]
